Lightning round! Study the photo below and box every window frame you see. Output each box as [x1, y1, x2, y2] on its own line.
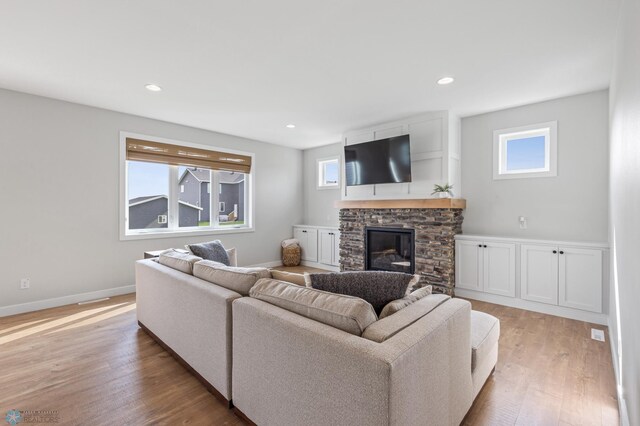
[317, 156, 340, 190]
[493, 121, 557, 180]
[119, 131, 255, 241]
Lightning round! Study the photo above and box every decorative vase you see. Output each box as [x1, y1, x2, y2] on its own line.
[436, 192, 450, 199]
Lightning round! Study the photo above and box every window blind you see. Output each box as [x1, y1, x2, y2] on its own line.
[126, 138, 252, 173]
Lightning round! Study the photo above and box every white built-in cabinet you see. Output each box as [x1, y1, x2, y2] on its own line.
[319, 229, 340, 267]
[293, 227, 318, 262]
[456, 240, 516, 297]
[521, 244, 603, 313]
[455, 235, 607, 323]
[293, 225, 340, 270]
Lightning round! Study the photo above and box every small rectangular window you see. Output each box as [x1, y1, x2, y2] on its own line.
[180, 184, 185, 193]
[318, 157, 340, 189]
[494, 121, 557, 180]
[219, 202, 226, 212]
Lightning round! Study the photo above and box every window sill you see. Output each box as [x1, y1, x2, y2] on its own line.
[120, 226, 254, 241]
[317, 185, 340, 191]
[493, 170, 557, 180]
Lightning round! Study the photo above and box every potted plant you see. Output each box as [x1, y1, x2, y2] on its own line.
[432, 183, 454, 198]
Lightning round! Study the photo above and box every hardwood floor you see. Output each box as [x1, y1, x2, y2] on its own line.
[462, 299, 619, 426]
[0, 293, 618, 425]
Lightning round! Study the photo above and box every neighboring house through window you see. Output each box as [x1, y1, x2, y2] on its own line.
[121, 133, 253, 239]
[493, 121, 557, 180]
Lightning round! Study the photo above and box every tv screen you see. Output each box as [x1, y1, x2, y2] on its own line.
[344, 135, 412, 186]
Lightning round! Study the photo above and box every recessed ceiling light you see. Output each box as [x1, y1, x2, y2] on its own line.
[145, 84, 163, 92]
[437, 77, 455, 85]
[286, 124, 296, 129]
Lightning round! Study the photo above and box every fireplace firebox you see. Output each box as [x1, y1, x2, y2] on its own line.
[365, 227, 415, 274]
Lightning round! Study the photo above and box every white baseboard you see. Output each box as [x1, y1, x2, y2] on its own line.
[455, 288, 608, 325]
[0, 285, 136, 318]
[300, 260, 339, 272]
[608, 317, 631, 426]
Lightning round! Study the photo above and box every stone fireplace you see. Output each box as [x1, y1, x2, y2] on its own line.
[337, 199, 465, 295]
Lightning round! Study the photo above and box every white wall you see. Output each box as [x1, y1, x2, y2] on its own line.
[303, 143, 342, 226]
[0, 89, 304, 312]
[461, 90, 609, 242]
[609, 0, 640, 424]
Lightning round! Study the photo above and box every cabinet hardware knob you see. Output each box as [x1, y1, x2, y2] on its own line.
[559, 251, 564, 255]
[478, 244, 482, 248]
[483, 245, 487, 248]
[553, 250, 557, 254]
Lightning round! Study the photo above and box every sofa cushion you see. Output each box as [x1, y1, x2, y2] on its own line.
[307, 271, 413, 314]
[158, 249, 203, 275]
[470, 310, 500, 372]
[249, 278, 378, 336]
[362, 294, 450, 343]
[270, 269, 305, 286]
[193, 260, 271, 295]
[379, 285, 433, 319]
[186, 245, 237, 266]
[186, 240, 231, 265]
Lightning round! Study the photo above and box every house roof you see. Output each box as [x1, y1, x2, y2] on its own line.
[129, 195, 203, 210]
[179, 168, 211, 183]
[219, 173, 245, 184]
[128, 195, 166, 207]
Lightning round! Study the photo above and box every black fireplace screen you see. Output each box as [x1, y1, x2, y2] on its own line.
[365, 227, 415, 274]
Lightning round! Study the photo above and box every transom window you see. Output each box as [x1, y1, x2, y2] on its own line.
[120, 133, 253, 240]
[317, 157, 340, 189]
[493, 121, 557, 180]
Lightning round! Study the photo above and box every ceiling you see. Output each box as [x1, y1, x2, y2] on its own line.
[0, 0, 620, 149]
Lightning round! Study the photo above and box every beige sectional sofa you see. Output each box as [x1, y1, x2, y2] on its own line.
[135, 254, 499, 425]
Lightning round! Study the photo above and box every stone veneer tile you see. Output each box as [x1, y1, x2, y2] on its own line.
[338, 208, 464, 295]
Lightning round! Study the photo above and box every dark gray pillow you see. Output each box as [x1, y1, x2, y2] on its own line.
[186, 240, 230, 266]
[308, 271, 412, 314]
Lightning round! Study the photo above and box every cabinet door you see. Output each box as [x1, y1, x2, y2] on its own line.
[521, 244, 558, 305]
[294, 228, 318, 262]
[293, 227, 307, 254]
[455, 240, 482, 291]
[304, 229, 318, 262]
[483, 242, 516, 297]
[318, 230, 334, 265]
[558, 247, 602, 313]
[332, 230, 341, 267]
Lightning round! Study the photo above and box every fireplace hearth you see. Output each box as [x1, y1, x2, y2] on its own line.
[365, 227, 415, 274]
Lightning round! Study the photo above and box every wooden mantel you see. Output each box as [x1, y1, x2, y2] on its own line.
[334, 198, 466, 209]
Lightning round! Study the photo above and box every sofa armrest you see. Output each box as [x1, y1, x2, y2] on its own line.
[231, 297, 473, 426]
[135, 259, 241, 400]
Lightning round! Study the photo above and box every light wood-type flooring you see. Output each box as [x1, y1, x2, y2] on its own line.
[0, 275, 618, 425]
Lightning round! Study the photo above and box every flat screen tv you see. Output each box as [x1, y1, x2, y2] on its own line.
[344, 135, 412, 186]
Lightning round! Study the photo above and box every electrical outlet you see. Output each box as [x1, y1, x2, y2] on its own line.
[20, 278, 30, 289]
[591, 328, 605, 342]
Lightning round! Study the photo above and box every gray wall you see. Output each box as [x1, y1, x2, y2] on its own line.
[461, 90, 609, 242]
[200, 181, 210, 222]
[178, 204, 200, 227]
[0, 88, 304, 309]
[609, 0, 640, 423]
[129, 198, 168, 229]
[220, 182, 244, 220]
[303, 142, 342, 226]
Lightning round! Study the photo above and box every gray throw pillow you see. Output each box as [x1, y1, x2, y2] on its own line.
[186, 240, 230, 266]
[308, 271, 413, 314]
